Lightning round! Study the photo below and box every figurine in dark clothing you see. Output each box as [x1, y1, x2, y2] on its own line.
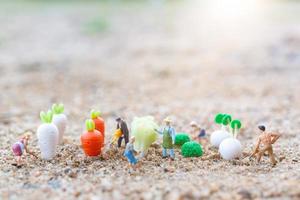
[116, 117, 129, 147]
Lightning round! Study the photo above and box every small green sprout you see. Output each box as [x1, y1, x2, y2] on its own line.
[222, 114, 232, 126]
[231, 119, 242, 138]
[86, 119, 95, 132]
[52, 103, 64, 115]
[215, 113, 224, 124]
[40, 110, 53, 123]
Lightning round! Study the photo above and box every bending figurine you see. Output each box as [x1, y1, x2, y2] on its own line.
[116, 117, 129, 147]
[250, 125, 281, 165]
[12, 132, 35, 166]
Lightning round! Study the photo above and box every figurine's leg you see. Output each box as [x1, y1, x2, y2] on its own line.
[268, 147, 277, 165]
[256, 150, 264, 163]
[257, 146, 268, 163]
[17, 156, 21, 166]
[162, 148, 167, 158]
[169, 149, 175, 159]
[117, 137, 123, 147]
[124, 134, 129, 146]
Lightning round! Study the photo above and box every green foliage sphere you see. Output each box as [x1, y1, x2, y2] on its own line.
[175, 133, 190, 147]
[181, 141, 203, 157]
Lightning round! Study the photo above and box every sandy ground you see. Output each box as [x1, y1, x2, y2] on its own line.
[0, 1, 300, 199]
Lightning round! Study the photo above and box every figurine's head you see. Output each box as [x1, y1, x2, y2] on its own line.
[130, 136, 135, 143]
[164, 117, 172, 126]
[190, 121, 198, 128]
[116, 117, 121, 122]
[258, 125, 266, 132]
[22, 132, 31, 140]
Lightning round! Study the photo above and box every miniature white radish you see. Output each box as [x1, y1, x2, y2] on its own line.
[219, 138, 242, 160]
[210, 129, 231, 148]
[37, 110, 59, 160]
[52, 103, 67, 144]
[210, 114, 232, 148]
[219, 119, 243, 160]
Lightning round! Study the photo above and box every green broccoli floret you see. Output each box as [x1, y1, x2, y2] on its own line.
[181, 141, 203, 157]
[175, 133, 190, 147]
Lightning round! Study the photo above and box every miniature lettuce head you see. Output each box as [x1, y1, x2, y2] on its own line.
[175, 133, 190, 147]
[181, 141, 203, 157]
[131, 116, 158, 152]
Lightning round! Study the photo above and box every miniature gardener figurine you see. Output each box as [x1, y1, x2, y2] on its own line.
[190, 121, 207, 146]
[250, 125, 281, 165]
[124, 136, 138, 170]
[156, 117, 176, 160]
[116, 117, 129, 148]
[12, 132, 35, 166]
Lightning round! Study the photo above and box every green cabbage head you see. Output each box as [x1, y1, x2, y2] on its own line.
[131, 116, 159, 152]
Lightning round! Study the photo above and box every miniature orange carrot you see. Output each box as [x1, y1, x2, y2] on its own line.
[81, 119, 103, 157]
[91, 110, 105, 146]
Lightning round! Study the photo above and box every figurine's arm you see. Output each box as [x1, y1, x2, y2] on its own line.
[270, 133, 280, 144]
[154, 128, 163, 135]
[170, 128, 175, 144]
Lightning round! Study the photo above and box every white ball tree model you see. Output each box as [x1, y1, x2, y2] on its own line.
[210, 113, 232, 148]
[219, 119, 243, 160]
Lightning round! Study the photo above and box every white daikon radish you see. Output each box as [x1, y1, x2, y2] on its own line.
[52, 103, 67, 144]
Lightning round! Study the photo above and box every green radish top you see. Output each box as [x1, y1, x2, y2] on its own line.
[215, 113, 224, 124]
[52, 103, 64, 115]
[222, 114, 232, 126]
[231, 119, 242, 138]
[90, 109, 101, 119]
[40, 110, 53, 123]
[86, 119, 95, 132]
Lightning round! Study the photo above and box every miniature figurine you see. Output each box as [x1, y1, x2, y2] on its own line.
[250, 125, 281, 165]
[124, 136, 139, 170]
[12, 132, 35, 166]
[91, 109, 105, 147]
[37, 110, 59, 160]
[155, 117, 176, 160]
[52, 103, 67, 144]
[81, 119, 103, 157]
[190, 121, 207, 146]
[219, 119, 242, 160]
[131, 116, 159, 158]
[116, 117, 129, 148]
[210, 113, 232, 148]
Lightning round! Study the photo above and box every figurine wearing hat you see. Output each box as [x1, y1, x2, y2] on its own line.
[116, 117, 129, 148]
[155, 117, 176, 160]
[250, 125, 281, 165]
[190, 121, 207, 145]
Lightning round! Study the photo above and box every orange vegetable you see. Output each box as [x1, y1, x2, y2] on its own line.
[81, 119, 103, 156]
[91, 110, 105, 146]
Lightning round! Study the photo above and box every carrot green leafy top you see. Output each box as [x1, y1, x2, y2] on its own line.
[86, 119, 95, 132]
[40, 110, 53, 123]
[90, 109, 101, 119]
[52, 103, 64, 115]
